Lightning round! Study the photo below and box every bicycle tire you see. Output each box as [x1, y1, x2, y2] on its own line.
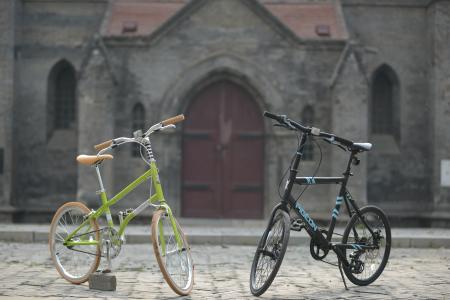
[49, 202, 101, 284]
[342, 205, 391, 286]
[151, 209, 194, 296]
[250, 209, 290, 296]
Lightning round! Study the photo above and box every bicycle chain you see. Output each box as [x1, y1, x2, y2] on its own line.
[64, 227, 108, 258]
[69, 247, 104, 258]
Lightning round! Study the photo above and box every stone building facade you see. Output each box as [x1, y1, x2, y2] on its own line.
[0, 0, 449, 225]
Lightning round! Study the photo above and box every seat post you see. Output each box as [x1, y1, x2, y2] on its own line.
[94, 164, 105, 192]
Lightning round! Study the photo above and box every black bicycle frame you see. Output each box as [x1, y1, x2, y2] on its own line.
[278, 132, 374, 266]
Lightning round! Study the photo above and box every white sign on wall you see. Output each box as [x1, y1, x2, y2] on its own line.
[441, 160, 450, 187]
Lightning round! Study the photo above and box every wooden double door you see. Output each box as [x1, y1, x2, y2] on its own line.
[182, 80, 264, 218]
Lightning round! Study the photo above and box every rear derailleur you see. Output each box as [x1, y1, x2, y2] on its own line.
[349, 251, 364, 274]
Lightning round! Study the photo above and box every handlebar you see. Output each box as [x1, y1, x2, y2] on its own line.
[263, 111, 354, 149]
[94, 139, 113, 151]
[263, 111, 284, 123]
[162, 114, 185, 126]
[93, 114, 186, 151]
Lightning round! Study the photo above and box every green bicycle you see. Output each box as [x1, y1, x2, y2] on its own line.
[49, 115, 194, 295]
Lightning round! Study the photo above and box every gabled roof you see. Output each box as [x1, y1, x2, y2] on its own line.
[263, 1, 348, 40]
[102, 0, 348, 41]
[103, 0, 185, 37]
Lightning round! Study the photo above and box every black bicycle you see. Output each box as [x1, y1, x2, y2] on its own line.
[250, 112, 391, 296]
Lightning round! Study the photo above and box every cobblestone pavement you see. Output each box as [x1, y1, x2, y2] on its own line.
[0, 243, 449, 299]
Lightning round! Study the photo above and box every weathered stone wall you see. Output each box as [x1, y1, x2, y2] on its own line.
[342, 0, 432, 216]
[427, 1, 450, 223]
[12, 0, 107, 220]
[77, 46, 116, 206]
[2, 0, 448, 224]
[100, 0, 346, 218]
[330, 46, 369, 207]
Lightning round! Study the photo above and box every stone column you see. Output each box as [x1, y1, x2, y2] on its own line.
[330, 49, 369, 205]
[428, 2, 450, 217]
[0, 0, 18, 221]
[77, 48, 116, 206]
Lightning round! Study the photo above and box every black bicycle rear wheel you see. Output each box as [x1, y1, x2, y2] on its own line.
[250, 209, 290, 296]
[342, 205, 391, 286]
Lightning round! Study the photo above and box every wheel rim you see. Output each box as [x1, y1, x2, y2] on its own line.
[345, 211, 388, 281]
[155, 213, 193, 291]
[51, 206, 99, 281]
[252, 214, 285, 290]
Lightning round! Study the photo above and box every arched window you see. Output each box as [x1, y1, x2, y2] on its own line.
[302, 105, 314, 161]
[47, 60, 77, 138]
[371, 65, 400, 138]
[131, 103, 145, 157]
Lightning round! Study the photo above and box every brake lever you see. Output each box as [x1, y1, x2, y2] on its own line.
[155, 124, 176, 132]
[323, 137, 333, 144]
[274, 123, 295, 130]
[336, 144, 347, 151]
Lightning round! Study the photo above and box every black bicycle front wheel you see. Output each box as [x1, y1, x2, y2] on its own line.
[250, 209, 290, 296]
[342, 205, 391, 286]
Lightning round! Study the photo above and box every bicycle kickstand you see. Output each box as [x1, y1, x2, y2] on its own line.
[338, 259, 348, 290]
[103, 240, 113, 273]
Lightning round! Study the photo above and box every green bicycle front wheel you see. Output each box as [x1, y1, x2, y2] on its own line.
[49, 202, 101, 284]
[151, 209, 194, 295]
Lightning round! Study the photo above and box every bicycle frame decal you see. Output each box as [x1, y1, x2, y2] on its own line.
[332, 196, 344, 219]
[351, 244, 363, 250]
[305, 177, 316, 184]
[332, 208, 339, 219]
[294, 201, 318, 231]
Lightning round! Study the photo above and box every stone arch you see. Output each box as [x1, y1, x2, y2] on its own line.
[161, 53, 280, 135]
[160, 54, 279, 217]
[47, 59, 77, 139]
[370, 63, 400, 140]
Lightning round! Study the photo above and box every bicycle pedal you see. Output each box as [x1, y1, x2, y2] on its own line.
[290, 219, 305, 231]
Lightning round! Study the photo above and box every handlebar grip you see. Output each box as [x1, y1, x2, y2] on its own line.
[161, 114, 185, 126]
[335, 136, 353, 147]
[94, 139, 113, 151]
[263, 111, 281, 121]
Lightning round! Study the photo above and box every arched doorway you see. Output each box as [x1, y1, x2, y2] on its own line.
[182, 79, 264, 218]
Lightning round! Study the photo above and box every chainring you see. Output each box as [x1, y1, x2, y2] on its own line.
[102, 227, 122, 258]
[309, 229, 329, 260]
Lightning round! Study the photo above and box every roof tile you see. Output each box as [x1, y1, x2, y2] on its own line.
[103, 0, 348, 40]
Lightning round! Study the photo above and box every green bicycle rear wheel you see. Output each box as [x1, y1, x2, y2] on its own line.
[151, 209, 194, 296]
[49, 202, 101, 284]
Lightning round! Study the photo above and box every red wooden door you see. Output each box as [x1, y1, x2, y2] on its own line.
[182, 80, 264, 218]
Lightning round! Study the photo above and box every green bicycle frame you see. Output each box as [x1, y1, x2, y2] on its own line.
[64, 160, 183, 250]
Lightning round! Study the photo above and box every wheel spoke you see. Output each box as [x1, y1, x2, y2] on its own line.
[251, 211, 289, 295]
[154, 212, 193, 293]
[50, 204, 100, 283]
[343, 208, 390, 285]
